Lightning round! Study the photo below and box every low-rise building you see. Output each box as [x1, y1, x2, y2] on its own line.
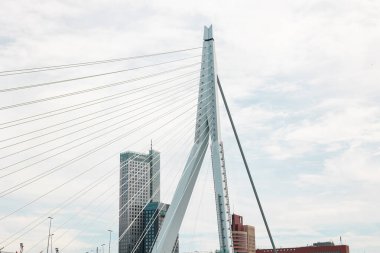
[256, 242, 349, 253]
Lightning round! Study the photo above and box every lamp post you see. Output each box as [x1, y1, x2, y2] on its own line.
[46, 217, 53, 253]
[107, 230, 112, 253]
[101, 244, 105, 253]
[50, 234, 54, 253]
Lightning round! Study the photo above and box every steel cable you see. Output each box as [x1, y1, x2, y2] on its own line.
[1, 105, 198, 248]
[0, 55, 200, 93]
[0, 90, 209, 198]
[0, 82, 198, 164]
[0, 47, 202, 76]
[0, 77, 198, 143]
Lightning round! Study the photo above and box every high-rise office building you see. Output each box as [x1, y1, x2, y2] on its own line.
[143, 202, 179, 253]
[119, 149, 160, 253]
[231, 214, 256, 253]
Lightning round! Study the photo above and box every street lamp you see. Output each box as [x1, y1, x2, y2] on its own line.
[101, 244, 105, 253]
[50, 234, 54, 253]
[46, 217, 53, 253]
[107, 230, 112, 253]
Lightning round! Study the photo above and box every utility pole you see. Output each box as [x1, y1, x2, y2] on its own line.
[107, 230, 112, 253]
[46, 217, 53, 253]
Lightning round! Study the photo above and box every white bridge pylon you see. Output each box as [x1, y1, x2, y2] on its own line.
[152, 25, 234, 253]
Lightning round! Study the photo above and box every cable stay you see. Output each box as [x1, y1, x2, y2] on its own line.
[0, 83, 199, 165]
[0, 55, 200, 93]
[1, 117, 195, 248]
[217, 76, 278, 253]
[0, 78, 197, 143]
[0, 62, 201, 111]
[21, 113, 205, 253]
[0, 71, 201, 129]
[0, 86, 202, 242]
[20, 98, 211, 253]
[0, 90, 212, 199]
[0, 70, 209, 253]
[57, 125, 195, 253]
[0, 47, 202, 76]
[0, 58, 214, 251]
[0, 84, 209, 178]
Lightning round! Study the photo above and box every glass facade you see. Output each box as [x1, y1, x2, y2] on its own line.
[143, 202, 179, 253]
[119, 150, 160, 253]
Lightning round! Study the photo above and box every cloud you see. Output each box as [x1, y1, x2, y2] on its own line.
[299, 145, 380, 185]
[260, 99, 380, 159]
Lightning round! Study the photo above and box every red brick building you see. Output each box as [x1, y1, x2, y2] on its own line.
[232, 214, 256, 253]
[257, 242, 349, 253]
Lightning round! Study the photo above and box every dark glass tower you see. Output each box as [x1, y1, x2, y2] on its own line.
[143, 202, 179, 253]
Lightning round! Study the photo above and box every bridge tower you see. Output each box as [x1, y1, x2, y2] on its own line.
[152, 25, 234, 253]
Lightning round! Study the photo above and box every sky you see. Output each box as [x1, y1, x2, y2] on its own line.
[0, 0, 379, 253]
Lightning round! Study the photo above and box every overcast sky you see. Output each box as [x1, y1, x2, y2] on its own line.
[0, 1, 379, 253]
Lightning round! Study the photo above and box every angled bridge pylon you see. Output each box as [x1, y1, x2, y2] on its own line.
[152, 25, 234, 253]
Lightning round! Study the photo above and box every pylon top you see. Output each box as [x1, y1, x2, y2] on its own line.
[204, 25, 214, 41]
